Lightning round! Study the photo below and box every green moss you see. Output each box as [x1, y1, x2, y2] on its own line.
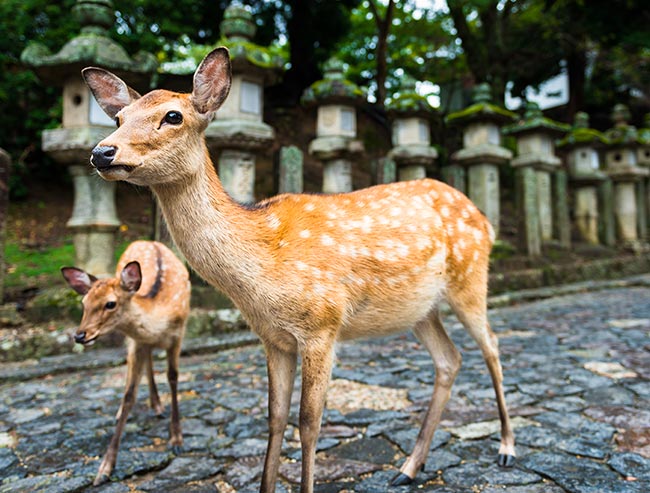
[446, 102, 516, 125]
[557, 127, 608, 148]
[5, 241, 75, 288]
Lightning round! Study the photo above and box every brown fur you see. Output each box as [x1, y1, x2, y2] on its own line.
[82, 47, 515, 493]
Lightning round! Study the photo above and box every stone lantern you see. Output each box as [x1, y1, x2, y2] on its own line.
[603, 104, 649, 247]
[205, 4, 283, 203]
[504, 102, 569, 253]
[637, 113, 650, 236]
[302, 58, 365, 193]
[21, 0, 157, 276]
[556, 112, 608, 245]
[386, 75, 438, 181]
[447, 83, 516, 238]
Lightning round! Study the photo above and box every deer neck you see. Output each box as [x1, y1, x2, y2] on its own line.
[150, 148, 271, 301]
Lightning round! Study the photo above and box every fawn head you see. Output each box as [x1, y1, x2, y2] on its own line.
[61, 262, 143, 345]
[82, 47, 232, 186]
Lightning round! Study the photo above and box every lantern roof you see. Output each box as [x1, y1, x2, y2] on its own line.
[604, 104, 642, 147]
[556, 112, 608, 149]
[503, 101, 569, 137]
[446, 83, 517, 126]
[301, 57, 366, 106]
[21, 0, 157, 86]
[386, 74, 437, 118]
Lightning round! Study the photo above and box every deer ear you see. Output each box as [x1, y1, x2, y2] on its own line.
[82, 67, 141, 119]
[61, 267, 98, 295]
[120, 261, 142, 293]
[191, 47, 232, 120]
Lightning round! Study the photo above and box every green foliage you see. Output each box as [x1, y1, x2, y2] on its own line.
[4, 240, 75, 288]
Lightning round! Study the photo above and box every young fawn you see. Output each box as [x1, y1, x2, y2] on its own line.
[82, 47, 516, 491]
[61, 240, 190, 486]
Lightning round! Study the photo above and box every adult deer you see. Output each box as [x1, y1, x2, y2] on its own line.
[82, 47, 516, 491]
[62, 240, 190, 485]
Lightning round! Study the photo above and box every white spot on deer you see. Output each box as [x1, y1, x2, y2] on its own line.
[339, 244, 349, 256]
[391, 220, 402, 228]
[407, 224, 417, 232]
[321, 234, 335, 246]
[396, 243, 409, 257]
[296, 261, 308, 271]
[461, 208, 470, 219]
[313, 283, 327, 296]
[457, 219, 467, 233]
[311, 267, 322, 278]
[378, 216, 390, 226]
[473, 228, 484, 243]
[361, 216, 373, 233]
[267, 213, 281, 230]
[444, 191, 455, 202]
[390, 207, 402, 217]
[374, 250, 386, 261]
[360, 246, 371, 256]
[440, 205, 450, 218]
[452, 244, 463, 261]
[446, 223, 454, 236]
[473, 250, 480, 261]
[299, 229, 311, 239]
[416, 237, 432, 251]
[304, 203, 316, 212]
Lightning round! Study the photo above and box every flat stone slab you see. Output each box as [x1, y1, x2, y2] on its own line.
[1, 280, 650, 491]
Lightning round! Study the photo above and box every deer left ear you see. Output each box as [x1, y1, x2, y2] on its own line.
[120, 261, 142, 293]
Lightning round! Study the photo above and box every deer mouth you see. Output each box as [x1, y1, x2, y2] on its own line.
[94, 163, 136, 174]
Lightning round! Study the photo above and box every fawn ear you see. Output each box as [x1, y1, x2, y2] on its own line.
[191, 46, 232, 121]
[61, 267, 98, 295]
[82, 67, 141, 119]
[120, 261, 142, 293]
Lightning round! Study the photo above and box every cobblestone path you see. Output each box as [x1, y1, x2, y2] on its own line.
[1, 284, 650, 492]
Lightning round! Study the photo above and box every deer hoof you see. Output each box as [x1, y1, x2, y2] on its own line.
[390, 472, 414, 486]
[93, 473, 110, 486]
[498, 454, 516, 468]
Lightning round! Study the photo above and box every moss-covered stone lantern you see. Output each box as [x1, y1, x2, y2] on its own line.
[603, 104, 649, 246]
[638, 113, 650, 236]
[447, 83, 516, 238]
[504, 102, 569, 253]
[386, 75, 438, 181]
[556, 112, 608, 245]
[21, 0, 157, 276]
[302, 58, 365, 193]
[205, 4, 284, 203]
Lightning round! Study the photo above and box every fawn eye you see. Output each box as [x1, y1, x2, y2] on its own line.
[163, 111, 183, 125]
[114, 117, 120, 128]
[105, 301, 117, 310]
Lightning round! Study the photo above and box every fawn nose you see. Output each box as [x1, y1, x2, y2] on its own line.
[91, 146, 117, 169]
[74, 331, 87, 344]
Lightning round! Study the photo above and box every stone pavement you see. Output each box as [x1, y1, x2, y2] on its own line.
[1, 278, 650, 492]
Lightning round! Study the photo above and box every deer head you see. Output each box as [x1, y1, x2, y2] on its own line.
[61, 262, 143, 345]
[82, 47, 232, 187]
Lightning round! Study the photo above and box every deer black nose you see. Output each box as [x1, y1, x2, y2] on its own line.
[91, 146, 116, 169]
[74, 331, 86, 344]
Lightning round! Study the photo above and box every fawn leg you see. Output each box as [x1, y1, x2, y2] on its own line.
[392, 309, 462, 485]
[260, 342, 298, 493]
[166, 340, 183, 454]
[95, 343, 148, 485]
[146, 349, 164, 416]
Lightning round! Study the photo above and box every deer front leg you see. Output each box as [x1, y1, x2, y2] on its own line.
[298, 337, 336, 493]
[260, 342, 297, 493]
[146, 349, 164, 417]
[166, 340, 183, 454]
[95, 344, 148, 486]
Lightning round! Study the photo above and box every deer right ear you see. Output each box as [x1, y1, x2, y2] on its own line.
[191, 47, 232, 120]
[61, 267, 98, 295]
[82, 67, 141, 119]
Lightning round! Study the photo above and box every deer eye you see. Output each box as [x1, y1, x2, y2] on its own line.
[114, 117, 120, 128]
[105, 301, 117, 310]
[163, 111, 183, 125]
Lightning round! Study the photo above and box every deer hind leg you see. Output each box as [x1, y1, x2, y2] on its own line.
[95, 343, 148, 486]
[448, 284, 516, 467]
[146, 349, 164, 417]
[166, 339, 183, 454]
[260, 342, 298, 493]
[392, 309, 462, 486]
